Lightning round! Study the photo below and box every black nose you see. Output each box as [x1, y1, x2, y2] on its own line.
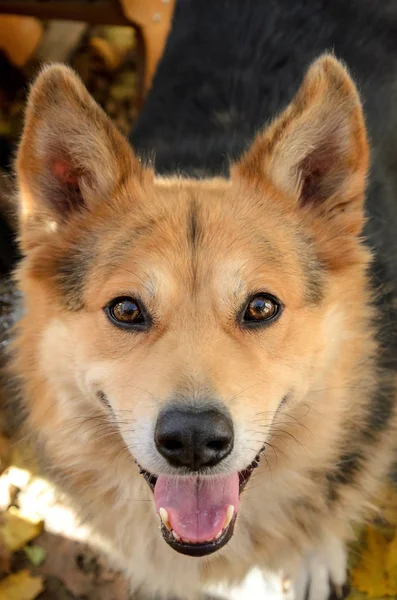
[155, 407, 234, 470]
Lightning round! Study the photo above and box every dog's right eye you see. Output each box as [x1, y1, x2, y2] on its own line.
[105, 297, 149, 331]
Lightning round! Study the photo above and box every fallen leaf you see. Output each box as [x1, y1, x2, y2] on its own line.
[384, 529, 397, 592]
[24, 545, 46, 567]
[0, 569, 44, 600]
[90, 37, 123, 70]
[352, 525, 397, 597]
[0, 507, 43, 552]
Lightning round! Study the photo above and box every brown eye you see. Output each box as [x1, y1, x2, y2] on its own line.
[105, 297, 149, 330]
[242, 294, 281, 326]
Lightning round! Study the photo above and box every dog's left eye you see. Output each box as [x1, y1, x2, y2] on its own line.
[241, 293, 281, 326]
[105, 297, 149, 330]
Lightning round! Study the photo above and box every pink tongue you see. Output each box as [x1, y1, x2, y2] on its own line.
[154, 474, 239, 544]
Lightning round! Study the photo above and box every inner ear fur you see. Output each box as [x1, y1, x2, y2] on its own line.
[16, 63, 143, 246]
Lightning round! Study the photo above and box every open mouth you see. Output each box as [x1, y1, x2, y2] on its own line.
[138, 453, 262, 557]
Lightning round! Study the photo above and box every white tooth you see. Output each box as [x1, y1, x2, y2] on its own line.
[159, 507, 172, 531]
[172, 530, 181, 541]
[159, 507, 168, 523]
[224, 505, 235, 529]
[215, 530, 223, 540]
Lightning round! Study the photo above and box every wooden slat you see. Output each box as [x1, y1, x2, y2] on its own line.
[0, 1, 129, 25]
[120, 0, 175, 93]
[0, 15, 43, 67]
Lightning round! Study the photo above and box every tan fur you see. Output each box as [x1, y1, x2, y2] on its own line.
[9, 55, 397, 599]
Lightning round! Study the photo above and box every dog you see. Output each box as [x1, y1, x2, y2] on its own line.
[6, 1, 397, 599]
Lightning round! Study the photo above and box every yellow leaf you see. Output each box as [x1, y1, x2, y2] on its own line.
[0, 570, 44, 600]
[352, 525, 397, 598]
[24, 545, 46, 567]
[0, 507, 43, 552]
[385, 531, 397, 591]
[352, 527, 389, 597]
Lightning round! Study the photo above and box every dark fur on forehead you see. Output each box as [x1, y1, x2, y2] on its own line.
[54, 244, 93, 311]
[50, 212, 164, 311]
[293, 231, 325, 305]
[188, 199, 200, 250]
[303, 263, 324, 305]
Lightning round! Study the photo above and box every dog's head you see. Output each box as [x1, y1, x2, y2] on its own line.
[15, 55, 369, 557]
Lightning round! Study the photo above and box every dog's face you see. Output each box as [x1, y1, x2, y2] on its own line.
[15, 55, 368, 557]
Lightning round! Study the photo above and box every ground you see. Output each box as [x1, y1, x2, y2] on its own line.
[0, 19, 396, 600]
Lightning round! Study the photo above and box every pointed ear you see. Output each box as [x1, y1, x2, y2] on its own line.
[16, 64, 144, 249]
[233, 54, 369, 236]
